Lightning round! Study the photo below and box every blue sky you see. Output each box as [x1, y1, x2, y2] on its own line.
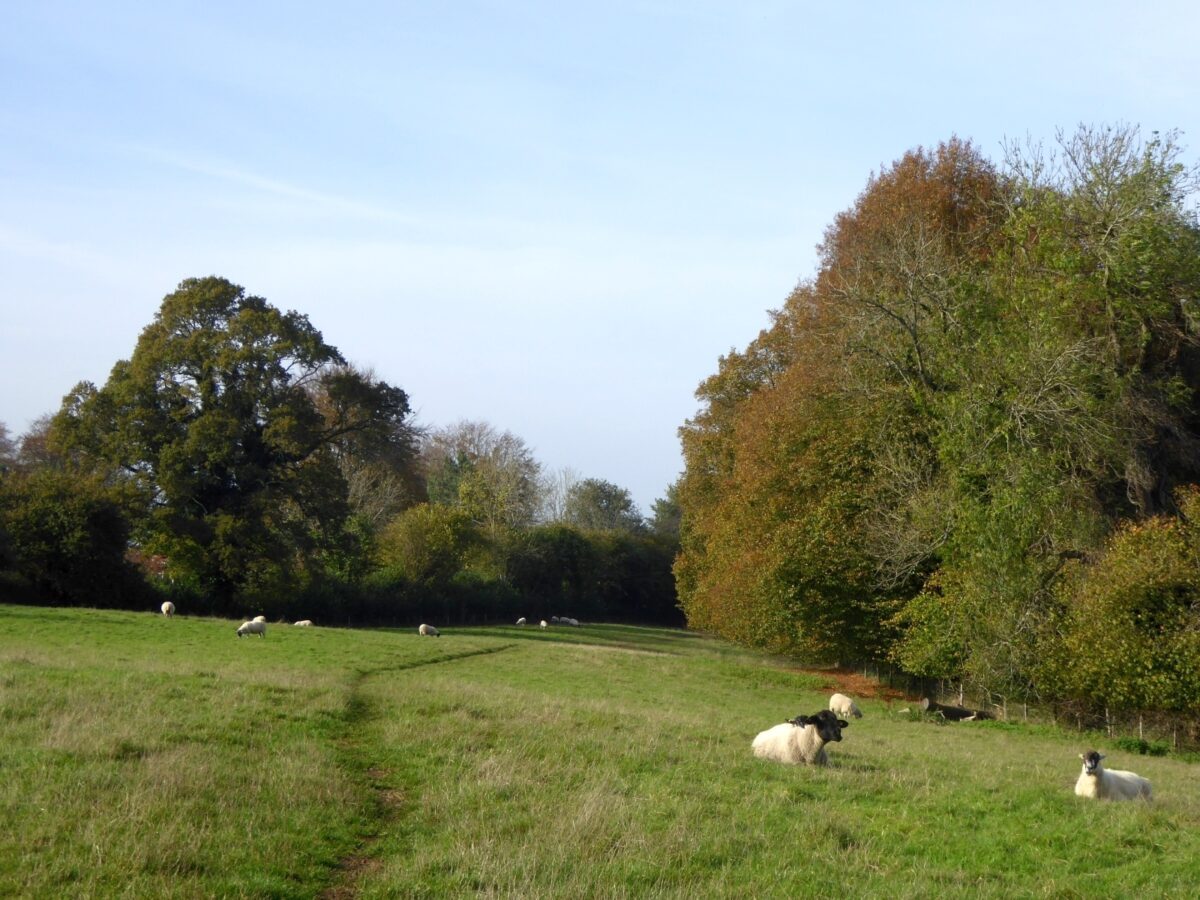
[3, 2, 1199, 513]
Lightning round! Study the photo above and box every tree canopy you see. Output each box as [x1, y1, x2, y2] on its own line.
[676, 125, 1200, 713]
[50, 276, 415, 601]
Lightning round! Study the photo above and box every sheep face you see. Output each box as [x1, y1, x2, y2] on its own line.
[1080, 750, 1104, 776]
[791, 709, 849, 745]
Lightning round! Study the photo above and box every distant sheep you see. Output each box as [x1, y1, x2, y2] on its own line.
[418, 623, 440, 637]
[252, 615, 267, 624]
[1074, 751, 1152, 801]
[539, 620, 548, 629]
[550, 616, 561, 623]
[752, 709, 849, 767]
[516, 617, 527, 626]
[293, 620, 314, 627]
[236, 620, 266, 638]
[161, 601, 175, 617]
[563, 617, 580, 626]
[829, 693, 862, 719]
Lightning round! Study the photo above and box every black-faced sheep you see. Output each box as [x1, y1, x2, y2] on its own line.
[829, 692, 862, 719]
[1074, 751, 1152, 801]
[418, 623, 440, 637]
[752, 709, 849, 766]
[161, 601, 175, 617]
[236, 620, 266, 638]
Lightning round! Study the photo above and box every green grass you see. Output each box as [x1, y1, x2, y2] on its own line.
[2, 604, 1198, 897]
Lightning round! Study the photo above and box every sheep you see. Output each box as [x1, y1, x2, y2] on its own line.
[160, 601, 175, 617]
[236, 620, 266, 638]
[539, 620, 548, 629]
[752, 709, 849, 767]
[1074, 751, 1152, 801]
[563, 617, 580, 626]
[252, 615, 267, 624]
[418, 623, 440, 637]
[829, 692, 863, 719]
[293, 619, 314, 627]
[550, 616, 561, 623]
[516, 617, 527, 626]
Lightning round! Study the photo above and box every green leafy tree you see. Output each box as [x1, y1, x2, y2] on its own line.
[375, 503, 480, 585]
[50, 276, 411, 602]
[420, 420, 542, 534]
[563, 478, 644, 533]
[0, 468, 146, 604]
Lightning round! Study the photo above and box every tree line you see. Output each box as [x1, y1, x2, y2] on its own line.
[676, 125, 1200, 724]
[0, 276, 682, 626]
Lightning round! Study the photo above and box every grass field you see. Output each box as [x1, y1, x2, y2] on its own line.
[2, 603, 1198, 898]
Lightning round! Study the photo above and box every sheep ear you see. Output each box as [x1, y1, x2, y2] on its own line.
[1079, 753, 1087, 761]
[837, 719, 849, 729]
[1097, 753, 1105, 760]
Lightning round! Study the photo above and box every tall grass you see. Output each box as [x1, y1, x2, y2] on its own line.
[2, 604, 1197, 897]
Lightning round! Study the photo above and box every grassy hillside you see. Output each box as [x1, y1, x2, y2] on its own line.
[2, 604, 1197, 897]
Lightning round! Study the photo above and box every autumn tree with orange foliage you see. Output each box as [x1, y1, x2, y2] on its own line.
[678, 126, 1200, 715]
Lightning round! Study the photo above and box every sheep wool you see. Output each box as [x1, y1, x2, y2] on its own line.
[252, 615, 267, 624]
[752, 709, 849, 767]
[236, 620, 266, 638]
[161, 601, 175, 617]
[1075, 751, 1152, 801]
[516, 617, 527, 626]
[418, 623, 440, 637]
[829, 693, 863, 719]
[293, 620, 314, 627]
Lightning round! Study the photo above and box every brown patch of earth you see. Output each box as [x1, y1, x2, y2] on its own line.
[792, 667, 912, 702]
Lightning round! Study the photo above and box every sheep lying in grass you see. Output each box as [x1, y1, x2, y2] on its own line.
[752, 709, 849, 767]
[293, 620, 313, 627]
[1074, 751, 1152, 801]
[236, 620, 266, 638]
[418, 623, 440, 637]
[829, 692, 862, 719]
[161, 601, 175, 617]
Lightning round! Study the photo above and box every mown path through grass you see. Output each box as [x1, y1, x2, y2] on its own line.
[321, 644, 518, 899]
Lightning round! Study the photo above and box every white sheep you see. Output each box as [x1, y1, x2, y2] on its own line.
[252, 615, 267, 624]
[161, 601, 175, 617]
[418, 623, 440, 637]
[236, 620, 266, 638]
[550, 616, 561, 623]
[563, 617, 580, 626]
[829, 692, 863, 719]
[293, 619, 314, 627]
[752, 709, 849, 767]
[1074, 751, 1152, 801]
[539, 620, 548, 629]
[516, 617, 527, 626]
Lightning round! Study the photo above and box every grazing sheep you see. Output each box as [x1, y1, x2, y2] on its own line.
[293, 620, 314, 627]
[1074, 751, 1152, 801]
[252, 615, 267, 624]
[539, 620, 548, 629]
[563, 617, 580, 626]
[516, 617, 527, 626]
[752, 709, 849, 767]
[829, 692, 863, 719]
[550, 616, 561, 623]
[236, 620, 266, 638]
[161, 601, 175, 617]
[418, 623, 440, 637]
